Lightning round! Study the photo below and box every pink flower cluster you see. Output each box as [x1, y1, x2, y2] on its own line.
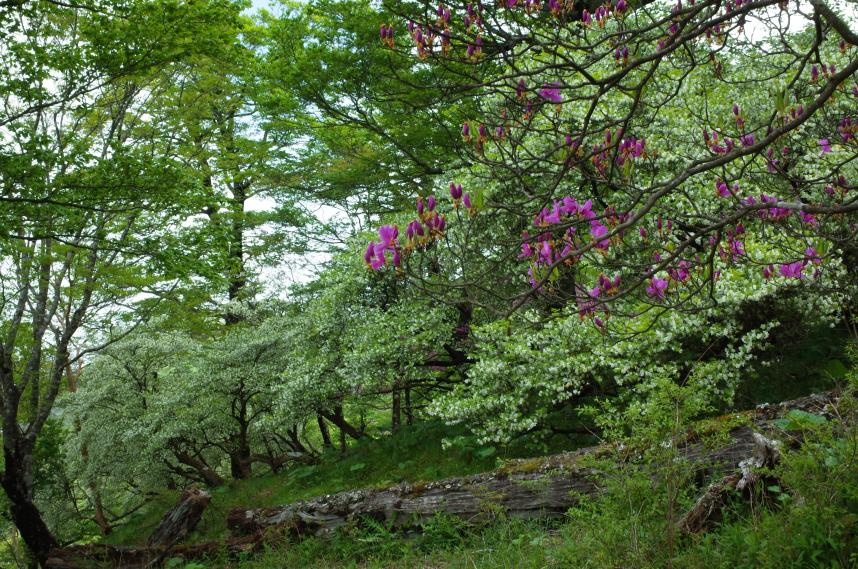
[762, 247, 824, 280]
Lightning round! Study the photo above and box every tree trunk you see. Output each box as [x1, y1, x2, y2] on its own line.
[317, 415, 332, 448]
[391, 381, 401, 432]
[321, 407, 365, 441]
[1, 450, 59, 566]
[404, 386, 413, 426]
[171, 448, 225, 487]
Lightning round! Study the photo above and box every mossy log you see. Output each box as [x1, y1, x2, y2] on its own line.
[227, 390, 841, 538]
[44, 534, 263, 569]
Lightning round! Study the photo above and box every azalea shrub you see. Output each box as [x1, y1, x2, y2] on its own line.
[356, 0, 858, 438]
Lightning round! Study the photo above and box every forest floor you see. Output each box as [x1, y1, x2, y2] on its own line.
[99, 335, 856, 569]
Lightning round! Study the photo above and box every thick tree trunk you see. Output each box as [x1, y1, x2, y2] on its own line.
[227, 391, 841, 538]
[1, 452, 59, 566]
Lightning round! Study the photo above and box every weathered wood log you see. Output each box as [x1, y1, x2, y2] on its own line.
[228, 390, 841, 538]
[147, 487, 211, 547]
[44, 534, 263, 569]
[677, 432, 781, 534]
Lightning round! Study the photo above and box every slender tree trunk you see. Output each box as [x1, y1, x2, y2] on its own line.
[90, 486, 111, 536]
[317, 415, 332, 448]
[404, 386, 414, 426]
[391, 380, 401, 432]
[321, 407, 365, 441]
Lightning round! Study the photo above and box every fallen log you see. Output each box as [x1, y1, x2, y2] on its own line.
[228, 390, 841, 538]
[44, 534, 263, 569]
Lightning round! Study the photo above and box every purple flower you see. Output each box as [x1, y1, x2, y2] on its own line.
[779, 261, 804, 279]
[811, 65, 819, 82]
[371, 243, 387, 269]
[538, 82, 563, 103]
[544, 203, 562, 224]
[798, 211, 818, 226]
[378, 225, 398, 247]
[539, 241, 553, 263]
[519, 232, 534, 259]
[615, 0, 627, 12]
[646, 277, 669, 299]
[462, 123, 470, 138]
[589, 220, 608, 240]
[427, 195, 436, 211]
[364, 241, 376, 266]
[449, 182, 463, 200]
[819, 139, 832, 155]
[740, 133, 755, 147]
[762, 264, 774, 280]
[805, 247, 822, 265]
[463, 193, 473, 210]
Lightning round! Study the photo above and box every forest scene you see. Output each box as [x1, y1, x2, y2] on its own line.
[1, 0, 857, 567]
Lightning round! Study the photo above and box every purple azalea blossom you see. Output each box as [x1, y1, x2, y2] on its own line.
[779, 261, 804, 279]
[450, 182, 463, 200]
[378, 225, 398, 247]
[798, 211, 818, 225]
[805, 247, 822, 265]
[646, 277, 669, 299]
[538, 82, 563, 103]
[539, 241, 553, 263]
